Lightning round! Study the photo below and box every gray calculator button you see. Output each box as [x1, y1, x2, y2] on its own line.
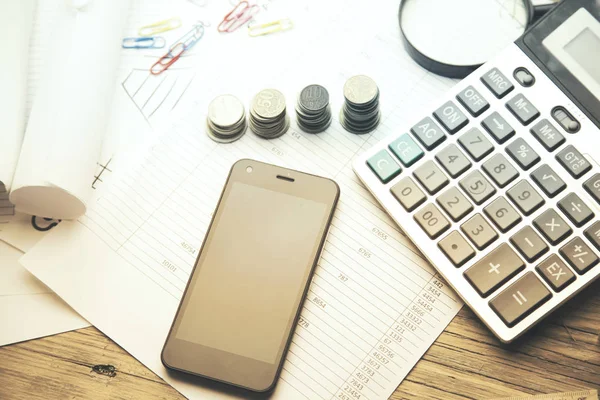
[481, 112, 515, 144]
[514, 67, 535, 87]
[530, 119, 565, 152]
[530, 164, 566, 198]
[507, 180, 545, 216]
[414, 203, 450, 239]
[556, 145, 592, 179]
[510, 226, 548, 262]
[480, 68, 514, 99]
[410, 117, 446, 150]
[461, 213, 498, 250]
[557, 192, 594, 227]
[435, 144, 471, 178]
[482, 154, 519, 188]
[458, 127, 494, 161]
[464, 243, 525, 297]
[536, 255, 576, 292]
[459, 170, 496, 205]
[438, 231, 476, 267]
[489, 272, 551, 327]
[390, 177, 426, 212]
[414, 160, 449, 195]
[584, 221, 600, 250]
[506, 138, 540, 170]
[367, 149, 402, 184]
[437, 187, 473, 222]
[484, 197, 522, 233]
[559, 237, 599, 275]
[456, 85, 489, 117]
[433, 101, 469, 134]
[506, 93, 540, 125]
[534, 209, 572, 245]
[583, 173, 600, 205]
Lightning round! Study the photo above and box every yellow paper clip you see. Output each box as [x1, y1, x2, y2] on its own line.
[138, 17, 182, 37]
[248, 18, 293, 37]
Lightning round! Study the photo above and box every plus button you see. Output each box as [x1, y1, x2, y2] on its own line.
[488, 262, 501, 274]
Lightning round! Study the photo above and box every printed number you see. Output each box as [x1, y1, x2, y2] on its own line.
[495, 208, 508, 218]
[469, 136, 483, 145]
[298, 317, 309, 329]
[337, 393, 351, 400]
[422, 211, 438, 227]
[358, 247, 372, 259]
[418, 298, 433, 312]
[428, 286, 441, 297]
[162, 260, 177, 272]
[447, 155, 459, 164]
[271, 147, 284, 157]
[494, 163, 506, 174]
[372, 227, 388, 240]
[445, 196, 460, 209]
[361, 364, 375, 377]
[355, 371, 370, 384]
[471, 224, 484, 236]
[432, 278, 444, 288]
[338, 273, 349, 282]
[518, 190, 531, 201]
[312, 296, 326, 308]
[401, 186, 412, 197]
[422, 292, 437, 304]
[180, 242, 196, 254]
[291, 131, 302, 140]
[469, 179, 485, 192]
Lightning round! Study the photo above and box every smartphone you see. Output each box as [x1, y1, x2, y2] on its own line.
[161, 159, 340, 392]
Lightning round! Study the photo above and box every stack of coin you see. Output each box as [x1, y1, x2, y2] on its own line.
[340, 75, 381, 134]
[249, 89, 290, 139]
[295, 84, 332, 134]
[206, 94, 247, 143]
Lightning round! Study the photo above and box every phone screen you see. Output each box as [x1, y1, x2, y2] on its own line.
[172, 181, 328, 364]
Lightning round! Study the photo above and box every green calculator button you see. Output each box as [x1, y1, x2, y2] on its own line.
[389, 134, 424, 167]
[367, 150, 402, 183]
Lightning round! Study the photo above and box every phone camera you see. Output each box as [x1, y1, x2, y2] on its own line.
[246, 166, 253, 173]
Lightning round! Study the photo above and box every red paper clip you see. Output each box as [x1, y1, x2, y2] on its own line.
[150, 43, 186, 75]
[218, 1, 259, 33]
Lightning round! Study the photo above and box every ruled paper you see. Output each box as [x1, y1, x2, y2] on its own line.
[23, 28, 462, 400]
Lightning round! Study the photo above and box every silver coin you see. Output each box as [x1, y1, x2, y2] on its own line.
[340, 109, 380, 134]
[251, 89, 287, 119]
[251, 115, 290, 139]
[207, 95, 245, 128]
[297, 115, 331, 134]
[299, 84, 329, 112]
[206, 119, 247, 143]
[343, 75, 379, 106]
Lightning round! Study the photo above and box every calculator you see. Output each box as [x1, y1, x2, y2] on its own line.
[353, 0, 600, 342]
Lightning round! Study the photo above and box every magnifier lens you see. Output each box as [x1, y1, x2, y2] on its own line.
[400, 0, 530, 77]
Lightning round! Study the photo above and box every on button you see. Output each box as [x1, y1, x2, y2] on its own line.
[552, 106, 580, 133]
[513, 67, 535, 87]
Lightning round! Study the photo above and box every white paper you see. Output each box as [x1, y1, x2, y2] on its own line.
[10, 0, 131, 220]
[0, 0, 36, 218]
[0, 241, 89, 347]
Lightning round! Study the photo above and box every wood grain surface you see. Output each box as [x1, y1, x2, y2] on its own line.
[1, 281, 598, 400]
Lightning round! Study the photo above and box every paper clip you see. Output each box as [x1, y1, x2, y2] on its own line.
[122, 36, 166, 49]
[150, 23, 205, 75]
[248, 18, 293, 37]
[218, 1, 259, 33]
[138, 17, 182, 37]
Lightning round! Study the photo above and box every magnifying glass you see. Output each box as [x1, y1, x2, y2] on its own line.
[399, 0, 557, 78]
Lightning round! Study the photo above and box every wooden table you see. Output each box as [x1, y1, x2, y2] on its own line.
[1, 281, 598, 400]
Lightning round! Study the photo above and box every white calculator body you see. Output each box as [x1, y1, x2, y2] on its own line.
[353, 0, 600, 342]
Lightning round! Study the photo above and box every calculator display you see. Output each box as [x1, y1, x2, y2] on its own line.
[563, 28, 600, 87]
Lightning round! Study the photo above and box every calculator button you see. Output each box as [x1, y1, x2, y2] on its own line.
[390, 177, 426, 212]
[458, 127, 494, 162]
[489, 272, 551, 327]
[584, 221, 600, 250]
[513, 67, 535, 87]
[410, 117, 446, 150]
[510, 226, 548, 262]
[433, 101, 469, 134]
[534, 209, 572, 245]
[459, 170, 496, 205]
[530, 119, 565, 152]
[435, 144, 471, 178]
[536, 255, 576, 292]
[552, 106, 581, 133]
[484, 197, 522, 233]
[456, 85, 489, 117]
[367, 150, 402, 183]
[480, 68, 514, 99]
[557, 193, 594, 227]
[506, 138, 540, 170]
[583, 173, 600, 205]
[506, 180, 545, 216]
[559, 237, 599, 275]
[389, 133, 424, 167]
[414, 160, 449, 195]
[556, 145, 592, 179]
[506, 93, 540, 125]
[482, 154, 519, 188]
[481, 112, 515, 144]
[530, 164, 566, 198]
[461, 213, 498, 250]
[414, 203, 450, 239]
[438, 231, 476, 267]
[437, 187, 473, 222]
[464, 243, 525, 297]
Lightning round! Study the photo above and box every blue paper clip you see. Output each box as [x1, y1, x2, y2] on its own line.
[150, 23, 206, 75]
[122, 36, 166, 49]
